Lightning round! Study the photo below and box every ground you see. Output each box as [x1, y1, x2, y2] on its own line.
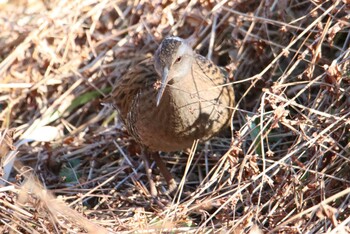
[0, 0, 350, 233]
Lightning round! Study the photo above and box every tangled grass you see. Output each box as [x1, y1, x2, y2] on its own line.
[0, 0, 349, 233]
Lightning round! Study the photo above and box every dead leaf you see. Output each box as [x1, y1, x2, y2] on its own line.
[272, 105, 289, 129]
[324, 60, 341, 85]
[316, 204, 338, 227]
[22, 126, 61, 143]
[0, 128, 16, 156]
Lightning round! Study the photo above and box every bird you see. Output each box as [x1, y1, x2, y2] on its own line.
[110, 36, 235, 196]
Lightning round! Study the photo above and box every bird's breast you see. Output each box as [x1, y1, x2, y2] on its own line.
[130, 75, 233, 152]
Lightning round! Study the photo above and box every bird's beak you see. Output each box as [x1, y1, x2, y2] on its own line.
[156, 67, 169, 107]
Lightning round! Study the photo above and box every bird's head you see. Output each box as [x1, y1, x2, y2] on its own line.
[154, 36, 194, 106]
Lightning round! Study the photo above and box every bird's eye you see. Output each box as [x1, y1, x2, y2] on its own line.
[175, 56, 182, 63]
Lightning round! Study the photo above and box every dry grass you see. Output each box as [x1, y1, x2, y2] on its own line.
[0, 0, 350, 233]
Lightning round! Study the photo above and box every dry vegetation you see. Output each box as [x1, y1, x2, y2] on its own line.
[0, 0, 350, 233]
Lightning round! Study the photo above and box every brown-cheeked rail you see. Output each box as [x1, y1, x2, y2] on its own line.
[110, 36, 235, 197]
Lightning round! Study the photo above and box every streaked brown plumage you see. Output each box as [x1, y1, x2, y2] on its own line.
[111, 37, 235, 195]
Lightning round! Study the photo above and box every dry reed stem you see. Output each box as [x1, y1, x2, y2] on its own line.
[0, 0, 349, 233]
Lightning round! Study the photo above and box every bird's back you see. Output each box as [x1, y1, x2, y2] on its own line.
[112, 59, 156, 120]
